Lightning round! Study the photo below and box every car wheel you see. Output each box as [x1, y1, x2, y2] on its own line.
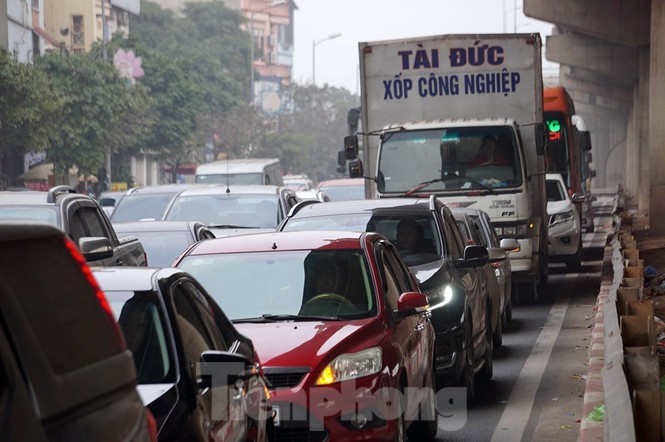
[516, 280, 538, 305]
[479, 309, 494, 381]
[394, 388, 406, 442]
[459, 319, 476, 404]
[406, 367, 438, 441]
[565, 244, 582, 272]
[493, 308, 503, 347]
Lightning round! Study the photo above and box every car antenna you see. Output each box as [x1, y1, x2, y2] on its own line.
[225, 149, 230, 194]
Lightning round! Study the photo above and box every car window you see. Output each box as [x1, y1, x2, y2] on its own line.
[377, 247, 402, 313]
[442, 210, 465, 259]
[78, 206, 109, 238]
[171, 282, 217, 378]
[546, 179, 566, 202]
[107, 290, 176, 384]
[180, 281, 228, 351]
[166, 195, 280, 228]
[111, 194, 176, 222]
[0, 207, 58, 225]
[119, 230, 192, 267]
[69, 210, 87, 242]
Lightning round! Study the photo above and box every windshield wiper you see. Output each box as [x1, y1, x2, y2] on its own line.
[232, 314, 339, 323]
[405, 175, 464, 196]
[207, 224, 261, 229]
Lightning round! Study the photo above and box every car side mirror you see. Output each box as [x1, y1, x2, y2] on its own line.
[395, 291, 429, 318]
[455, 245, 489, 268]
[79, 237, 114, 261]
[197, 351, 254, 390]
[499, 238, 520, 252]
[571, 193, 586, 204]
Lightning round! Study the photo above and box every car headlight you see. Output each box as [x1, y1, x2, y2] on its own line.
[424, 285, 454, 310]
[551, 210, 575, 226]
[315, 347, 382, 385]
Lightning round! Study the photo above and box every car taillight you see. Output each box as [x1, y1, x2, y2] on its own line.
[145, 409, 158, 442]
[63, 237, 127, 348]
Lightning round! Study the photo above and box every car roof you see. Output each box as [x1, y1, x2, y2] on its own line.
[0, 186, 89, 207]
[450, 207, 489, 218]
[92, 267, 182, 292]
[124, 183, 206, 196]
[288, 197, 433, 218]
[112, 220, 203, 233]
[317, 178, 365, 188]
[183, 230, 373, 255]
[176, 185, 282, 196]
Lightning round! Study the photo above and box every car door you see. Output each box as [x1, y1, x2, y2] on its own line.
[441, 209, 486, 349]
[170, 279, 247, 442]
[376, 242, 425, 381]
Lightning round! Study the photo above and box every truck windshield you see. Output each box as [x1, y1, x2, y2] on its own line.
[195, 172, 263, 185]
[378, 126, 523, 194]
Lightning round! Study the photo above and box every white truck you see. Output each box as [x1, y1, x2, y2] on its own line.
[342, 33, 548, 302]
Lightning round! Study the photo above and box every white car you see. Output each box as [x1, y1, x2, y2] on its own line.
[546, 173, 584, 270]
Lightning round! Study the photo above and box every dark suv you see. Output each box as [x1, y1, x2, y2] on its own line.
[278, 195, 493, 402]
[0, 185, 146, 266]
[0, 222, 156, 441]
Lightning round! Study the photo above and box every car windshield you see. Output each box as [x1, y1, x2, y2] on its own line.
[0, 206, 59, 226]
[106, 290, 176, 384]
[318, 184, 365, 201]
[282, 212, 442, 266]
[165, 194, 280, 227]
[546, 179, 567, 202]
[378, 126, 523, 193]
[111, 194, 177, 222]
[178, 250, 376, 321]
[115, 230, 193, 267]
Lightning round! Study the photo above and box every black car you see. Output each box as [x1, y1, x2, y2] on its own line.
[93, 267, 274, 441]
[278, 195, 492, 403]
[113, 220, 216, 266]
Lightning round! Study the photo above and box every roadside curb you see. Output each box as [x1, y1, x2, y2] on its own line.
[578, 243, 612, 442]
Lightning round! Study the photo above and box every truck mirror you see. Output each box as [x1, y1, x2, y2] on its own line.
[348, 160, 364, 178]
[337, 150, 346, 168]
[581, 131, 592, 151]
[535, 123, 546, 155]
[344, 135, 359, 160]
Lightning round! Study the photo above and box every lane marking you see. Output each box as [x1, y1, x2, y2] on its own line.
[491, 274, 574, 442]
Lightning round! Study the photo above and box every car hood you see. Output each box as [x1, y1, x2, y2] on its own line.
[547, 200, 574, 216]
[234, 318, 383, 369]
[408, 258, 444, 285]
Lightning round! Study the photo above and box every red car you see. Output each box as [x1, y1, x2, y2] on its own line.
[175, 230, 437, 441]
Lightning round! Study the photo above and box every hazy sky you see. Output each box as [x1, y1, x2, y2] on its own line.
[291, 0, 559, 93]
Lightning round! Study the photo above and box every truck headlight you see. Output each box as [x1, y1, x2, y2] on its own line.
[551, 210, 575, 226]
[315, 347, 382, 385]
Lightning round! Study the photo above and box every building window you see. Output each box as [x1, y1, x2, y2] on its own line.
[71, 15, 84, 48]
[32, 32, 40, 59]
[31, 0, 39, 11]
[253, 28, 264, 61]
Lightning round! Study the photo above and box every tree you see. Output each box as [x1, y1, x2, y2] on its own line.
[274, 84, 359, 183]
[0, 50, 63, 158]
[34, 52, 135, 177]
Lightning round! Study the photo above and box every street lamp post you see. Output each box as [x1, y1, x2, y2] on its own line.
[249, 0, 286, 102]
[312, 32, 341, 86]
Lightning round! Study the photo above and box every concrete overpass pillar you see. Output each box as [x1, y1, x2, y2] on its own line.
[637, 49, 650, 213]
[649, 0, 665, 234]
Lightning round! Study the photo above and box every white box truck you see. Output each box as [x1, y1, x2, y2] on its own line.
[343, 33, 548, 302]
